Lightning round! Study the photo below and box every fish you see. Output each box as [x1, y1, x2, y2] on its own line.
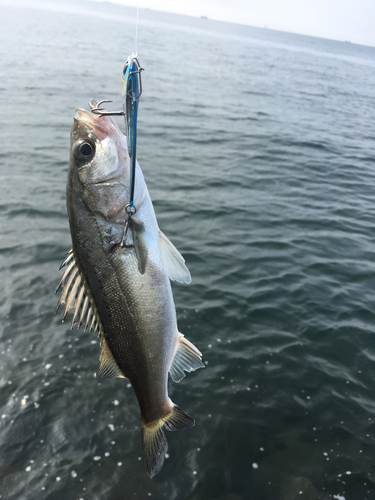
[55, 100, 204, 478]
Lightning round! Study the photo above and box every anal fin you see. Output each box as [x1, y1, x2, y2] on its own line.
[169, 334, 204, 383]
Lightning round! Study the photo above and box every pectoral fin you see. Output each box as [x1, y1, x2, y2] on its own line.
[159, 232, 191, 283]
[169, 334, 204, 382]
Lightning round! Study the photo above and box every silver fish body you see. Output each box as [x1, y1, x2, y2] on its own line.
[56, 100, 204, 477]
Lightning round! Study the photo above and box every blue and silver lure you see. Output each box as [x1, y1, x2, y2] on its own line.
[91, 54, 143, 214]
[121, 54, 143, 212]
[90, 54, 143, 246]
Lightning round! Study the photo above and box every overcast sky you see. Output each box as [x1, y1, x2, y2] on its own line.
[94, 0, 375, 47]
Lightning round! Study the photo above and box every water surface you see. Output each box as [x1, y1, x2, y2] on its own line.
[1, 2, 375, 499]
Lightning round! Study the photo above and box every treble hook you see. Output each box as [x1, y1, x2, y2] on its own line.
[91, 100, 125, 117]
[120, 204, 137, 248]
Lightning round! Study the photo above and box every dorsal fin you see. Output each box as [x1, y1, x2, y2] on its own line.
[55, 248, 98, 332]
[159, 232, 191, 283]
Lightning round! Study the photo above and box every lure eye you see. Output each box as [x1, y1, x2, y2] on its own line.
[74, 138, 95, 163]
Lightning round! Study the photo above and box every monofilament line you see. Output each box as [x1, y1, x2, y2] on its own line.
[135, 0, 139, 56]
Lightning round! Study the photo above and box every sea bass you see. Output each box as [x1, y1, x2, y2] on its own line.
[56, 100, 204, 477]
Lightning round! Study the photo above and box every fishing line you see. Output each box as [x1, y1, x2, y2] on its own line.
[120, 4, 144, 245]
[135, 0, 139, 55]
[91, 1, 143, 247]
[125, 2, 143, 217]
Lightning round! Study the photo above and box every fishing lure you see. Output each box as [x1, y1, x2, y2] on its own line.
[121, 54, 143, 213]
[91, 54, 143, 243]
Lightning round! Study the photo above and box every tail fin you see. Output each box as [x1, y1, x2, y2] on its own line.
[141, 404, 194, 478]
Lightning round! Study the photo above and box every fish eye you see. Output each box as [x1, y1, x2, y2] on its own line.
[74, 138, 95, 163]
[80, 142, 93, 156]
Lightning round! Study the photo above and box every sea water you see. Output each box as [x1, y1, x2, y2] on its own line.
[1, 1, 375, 499]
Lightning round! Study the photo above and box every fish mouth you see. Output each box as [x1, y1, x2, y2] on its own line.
[74, 100, 123, 141]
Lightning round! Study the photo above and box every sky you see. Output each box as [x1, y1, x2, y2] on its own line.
[91, 0, 375, 47]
